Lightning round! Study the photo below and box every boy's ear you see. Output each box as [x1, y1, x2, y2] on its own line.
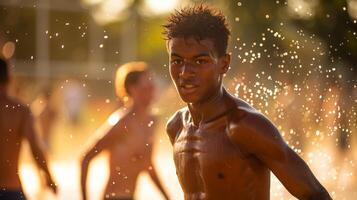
[166, 40, 171, 53]
[220, 53, 230, 74]
[127, 85, 135, 97]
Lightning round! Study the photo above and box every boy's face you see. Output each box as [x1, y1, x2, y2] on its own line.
[167, 37, 230, 104]
[129, 72, 156, 107]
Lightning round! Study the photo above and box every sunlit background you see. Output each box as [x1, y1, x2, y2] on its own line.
[1, 0, 357, 199]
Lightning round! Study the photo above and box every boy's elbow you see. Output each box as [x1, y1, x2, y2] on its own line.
[81, 154, 92, 167]
[304, 187, 331, 200]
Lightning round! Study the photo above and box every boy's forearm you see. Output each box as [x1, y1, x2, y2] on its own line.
[148, 167, 170, 200]
[81, 156, 91, 200]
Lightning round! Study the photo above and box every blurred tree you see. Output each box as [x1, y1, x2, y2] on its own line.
[291, 0, 357, 71]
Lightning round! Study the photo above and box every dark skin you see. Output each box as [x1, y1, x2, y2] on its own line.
[166, 37, 332, 200]
[0, 83, 57, 194]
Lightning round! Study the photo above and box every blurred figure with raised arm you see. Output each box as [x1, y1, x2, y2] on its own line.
[80, 62, 170, 200]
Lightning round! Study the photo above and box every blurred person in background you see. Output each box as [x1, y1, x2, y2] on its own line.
[80, 62, 170, 200]
[31, 87, 58, 151]
[164, 5, 331, 200]
[0, 58, 57, 200]
[63, 79, 86, 125]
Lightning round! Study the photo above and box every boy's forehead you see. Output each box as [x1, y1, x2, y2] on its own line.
[167, 37, 216, 54]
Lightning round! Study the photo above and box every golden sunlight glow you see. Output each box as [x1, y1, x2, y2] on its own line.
[287, 0, 319, 19]
[348, 0, 357, 19]
[87, 154, 110, 200]
[81, 0, 103, 6]
[20, 164, 41, 198]
[19, 136, 351, 200]
[82, 0, 186, 24]
[107, 111, 120, 126]
[142, 0, 180, 15]
[91, 0, 134, 25]
[135, 172, 167, 200]
[306, 144, 334, 182]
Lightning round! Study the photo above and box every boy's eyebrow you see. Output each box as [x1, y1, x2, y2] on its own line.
[193, 53, 211, 59]
[170, 53, 182, 58]
[170, 52, 211, 59]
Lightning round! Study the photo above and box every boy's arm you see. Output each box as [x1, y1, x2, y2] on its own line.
[23, 108, 57, 193]
[166, 110, 183, 145]
[80, 122, 124, 200]
[148, 164, 170, 200]
[228, 110, 331, 200]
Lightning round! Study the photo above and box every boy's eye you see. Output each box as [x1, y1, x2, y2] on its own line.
[171, 59, 183, 65]
[195, 59, 207, 65]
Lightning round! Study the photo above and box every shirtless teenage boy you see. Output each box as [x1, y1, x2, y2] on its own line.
[0, 58, 57, 199]
[163, 5, 331, 200]
[80, 62, 169, 200]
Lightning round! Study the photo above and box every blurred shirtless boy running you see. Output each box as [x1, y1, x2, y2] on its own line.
[81, 62, 169, 200]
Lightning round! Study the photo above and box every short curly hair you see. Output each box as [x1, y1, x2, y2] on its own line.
[115, 61, 148, 99]
[163, 4, 230, 57]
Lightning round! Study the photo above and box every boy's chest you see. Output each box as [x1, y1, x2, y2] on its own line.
[173, 123, 254, 185]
